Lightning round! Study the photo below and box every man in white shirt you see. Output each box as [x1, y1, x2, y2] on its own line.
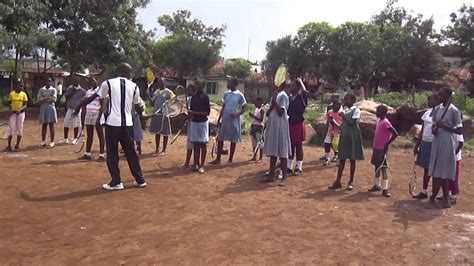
[75, 63, 147, 190]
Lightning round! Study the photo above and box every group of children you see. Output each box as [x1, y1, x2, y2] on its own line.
[2, 76, 465, 205]
[412, 88, 464, 208]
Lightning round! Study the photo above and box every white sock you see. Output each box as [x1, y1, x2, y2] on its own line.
[85, 152, 91, 156]
[382, 180, 389, 190]
[99, 153, 105, 157]
[325, 153, 329, 159]
[374, 177, 381, 187]
[287, 159, 293, 170]
[296, 161, 303, 171]
[422, 189, 428, 194]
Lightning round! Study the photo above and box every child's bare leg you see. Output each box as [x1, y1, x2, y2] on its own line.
[335, 160, 345, 183]
[263, 156, 277, 182]
[15, 135, 21, 148]
[211, 141, 224, 164]
[155, 134, 161, 153]
[193, 142, 200, 168]
[136, 141, 142, 155]
[185, 149, 192, 166]
[422, 168, 431, 190]
[73, 127, 79, 139]
[49, 123, 55, 142]
[162, 136, 168, 153]
[41, 124, 47, 141]
[64, 127, 69, 139]
[259, 149, 263, 161]
[280, 158, 288, 180]
[288, 145, 295, 170]
[200, 143, 207, 167]
[96, 125, 105, 154]
[228, 142, 236, 163]
[349, 160, 356, 184]
[85, 125, 94, 153]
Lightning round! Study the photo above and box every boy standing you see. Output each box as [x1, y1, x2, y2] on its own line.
[368, 105, 398, 197]
[4, 79, 28, 152]
[59, 78, 86, 145]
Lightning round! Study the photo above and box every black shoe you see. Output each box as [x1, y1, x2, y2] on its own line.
[97, 155, 106, 162]
[78, 154, 92, 161]
[368, 185, 381, 192]
[287, 168, 294, 175]
[412, 192, 428, 199]
[3, 146, 12, 152]
[328, 181, 342, 190]
[13, 145, 20, 152]
[293, 169, 302, 176]
[382, 190, 391, 197]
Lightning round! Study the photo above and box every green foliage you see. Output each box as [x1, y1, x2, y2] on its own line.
[153, 10, 225, 79]
[263, 0, 446, 92]
[223, 58, 252, 79]
[445, 4, 474, 95]
[374, 91, 430, 108]
[48, 0, 151, 73]
[208, 95, 223, 106]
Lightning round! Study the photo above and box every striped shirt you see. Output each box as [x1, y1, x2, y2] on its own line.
[99, 77, 140, 127]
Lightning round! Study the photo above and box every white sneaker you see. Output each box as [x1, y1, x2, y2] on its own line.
[323, 158, 331, 166]
[58, 139, 69, 145]
[38, 142, 46, 148]
[102, 183, 124, 190]
[71, 138, 78, 145]
[48, 142, 55, 149]
[133, 181, 147, 188]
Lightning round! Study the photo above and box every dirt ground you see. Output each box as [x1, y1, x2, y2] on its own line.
[1, 114, 474, 265]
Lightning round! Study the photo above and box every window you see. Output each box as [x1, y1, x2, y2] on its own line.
[206, 82, 218, 95]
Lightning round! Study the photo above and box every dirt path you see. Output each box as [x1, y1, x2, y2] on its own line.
[1, 116, 473, 264]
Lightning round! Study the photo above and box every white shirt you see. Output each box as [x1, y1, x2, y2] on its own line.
[99, 77, 140, 127]
[345, 106, 361, 119]
[456, 134, 464, 161]
[57, 84, 63, 95]
[421, 110, 434, 142]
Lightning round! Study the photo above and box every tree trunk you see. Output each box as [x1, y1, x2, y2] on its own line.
[13, 48, 19, 79]
[36, 52, 41, 74]
[43, 48, 48, 73]
[411, 83, 416, 106]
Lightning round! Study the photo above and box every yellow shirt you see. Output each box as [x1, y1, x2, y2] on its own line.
[9, 91, 28, 112]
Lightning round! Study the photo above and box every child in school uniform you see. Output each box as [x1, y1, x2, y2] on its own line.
[287, 78, 308, 175]
[368, 105, 398, 197]
[183, 84, 195, 168]
[149, 78, 175, 155]
[323, 101, 344, 166]
[412, 93, 439, 199]
[133, 96, 145, 155]
[37, 78, 57, 148]
[261, 85, 291, 186]
[249, 96, 265, 162]
[320, 94, 342, 161]
[328, 93, 364, 191]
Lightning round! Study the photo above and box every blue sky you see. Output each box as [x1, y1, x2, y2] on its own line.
[137, 0, 469, 62]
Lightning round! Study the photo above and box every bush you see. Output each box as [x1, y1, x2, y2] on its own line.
[374, 91, 430, 108]
[209, 95, 223, 106]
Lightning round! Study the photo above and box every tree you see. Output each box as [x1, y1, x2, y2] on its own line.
[296, 22, 335, 84]
[262, 35, 305, 81]
[47, 0, 151, 74]
[0, 0, 50, 77]
[324, 22, 380, 89]
[223, 58, 252, 79]
[445, 4, 474, 94]
[153, 10, 225, 79]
